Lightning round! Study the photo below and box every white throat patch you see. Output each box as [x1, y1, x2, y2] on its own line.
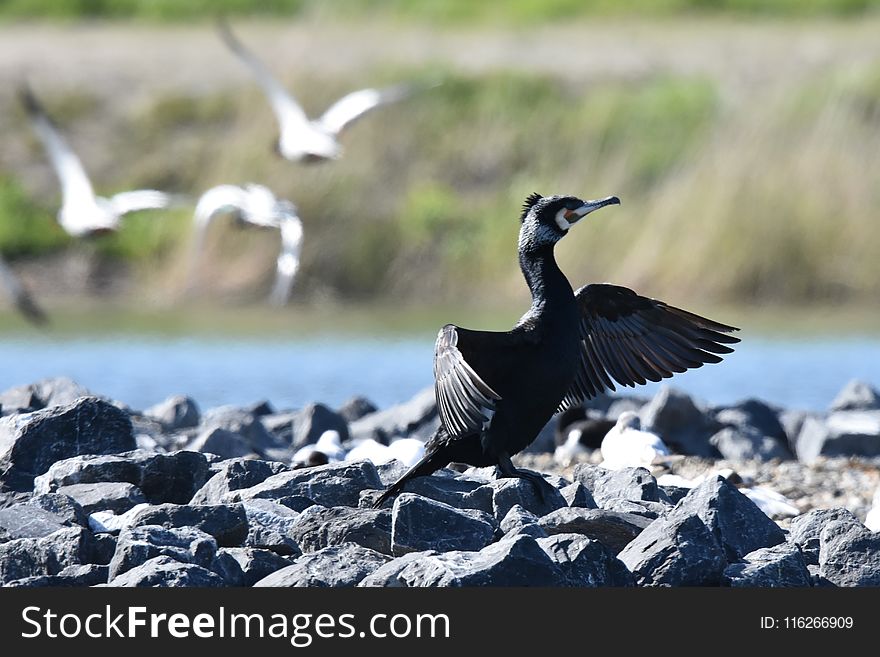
[554, 208, 571, 231]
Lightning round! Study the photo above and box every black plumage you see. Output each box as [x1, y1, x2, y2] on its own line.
[375, 193, 739, 506]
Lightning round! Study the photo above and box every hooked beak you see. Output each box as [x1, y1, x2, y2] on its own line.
[565, 195, 621, 223]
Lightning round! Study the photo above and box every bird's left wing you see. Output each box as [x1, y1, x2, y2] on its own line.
[0, 255, 48, 326]
[316, 84, 413, 136]
[558, 283, 739, 412]
[433, 324, 502, 438]
[268, 209, 303, 306]
[109, 190, 171, 217]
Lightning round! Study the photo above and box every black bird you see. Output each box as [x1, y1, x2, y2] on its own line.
[375, 192, 739, 506]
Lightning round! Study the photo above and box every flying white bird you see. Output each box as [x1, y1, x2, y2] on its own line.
[600, 411, 671, 470]
[218, 21, 417, 163]
[20, 84, 171, 237]
[0, 254, 48, 325]
[190, 183, 303, 305]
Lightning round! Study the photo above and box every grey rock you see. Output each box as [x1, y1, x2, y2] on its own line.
[374, 473, 490, 512]
[290, 403, 350, 449]
[33, 450, 210, 505]
[671, 475, 785, 561]
[144, 395, 201, 430]
[618, 513, 727, 586]
[0, 397, 135, 491]
[212, 547, 293, 586]
[573, 465, 665, 507]
[255, 543, 390, 587]
[537, 534, 634, 587]
[190, 458, 289, 505]
[0, 500, 83, 542]
[559, 482, 597, 509]
[485, 475, 568, 521]
[538, 507, 652, 553]
[714, 398, 789, 443]
[129, 503, 249, 547]
[795, 412, 880, 463]
[188, 428, 256, 460]
[391, 494, 496, 556]
[0, 526, 97, 583]
[818, 518, 880, 586]
[242, 500, 302, 556]
[724, 543, 811, 587]
[5, 563, 109, 587]
[660, 486, 691, 504]
[292, 505, 392, 555]
[202, 406, 284, 457]
[602, 499, 668, 519]
[108, 525, 217, 580]
[359, 534, 563, 587]
[230, 460, 382, 508]
[788, 508, 860, 565]
[375, 459, 410, 486]
[337, 396, 378, 423]
[641, 387, 719, 458]
[107, 555, 225, 587]
[709, 426, 792, 462]
[92, 533, 117, 564]
[0, 377, 90, 415]
[56, 482, 146, 515]
[829, 379, 880, 412]
[499, 505, 547, 539]
[779, 410, 815, 453]
[348, 387, 438, 444]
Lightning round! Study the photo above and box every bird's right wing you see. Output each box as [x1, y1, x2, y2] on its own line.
[109, 190, 171, 217]
[559, 283, 740, 412]
[268, 210, 303, 306]
[316, 84, 413, 136]
[218, 21, 309, 131]
[187, 184, 250, 290]
[19, 84, 94, 207]
[0, 255, 48, 326]
[433, 324, 502, 438]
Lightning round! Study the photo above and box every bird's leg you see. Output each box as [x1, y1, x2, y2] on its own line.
[495, 452, 550, 504]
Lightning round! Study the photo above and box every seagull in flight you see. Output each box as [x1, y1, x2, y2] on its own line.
[0, 255, 48, 325]
[218, 21, 417, 163]
[19, 84, 171, 238]
[190, 183, 304, 305]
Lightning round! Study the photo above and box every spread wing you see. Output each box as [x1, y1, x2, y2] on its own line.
[218, 21, 309, 131]
[19, 84, 94, 208]
[433, 324, 502, 438]
[316, 84, 412, 136]
[0, 255, 48, 326]
[187, 184, 250, 290]
[268, 209, 303, 306]
[109, 190, 171, 217]
[559, 283, 740, 412]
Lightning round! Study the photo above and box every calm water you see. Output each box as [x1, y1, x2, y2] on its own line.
[0, 335, 878, 413]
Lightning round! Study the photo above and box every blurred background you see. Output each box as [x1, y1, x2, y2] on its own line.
[0, 0, 878, 413]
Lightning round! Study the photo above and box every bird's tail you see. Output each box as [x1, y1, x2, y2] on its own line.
[372, 431, 449, 508]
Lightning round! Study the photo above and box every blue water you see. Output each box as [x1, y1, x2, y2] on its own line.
[0, 335, 878, 413]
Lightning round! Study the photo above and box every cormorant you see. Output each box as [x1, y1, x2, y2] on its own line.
[218, 21, 417, 163]
[19, 84, 171, 238]
[375, 192, 739, 506]
[189, 183, 303, 305]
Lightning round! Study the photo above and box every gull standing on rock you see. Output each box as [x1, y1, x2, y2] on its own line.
[190, 183, 303, 305]
[600, 411, 671, 470]
[19, 85, 171, 237]
[218, 21, 417, 163]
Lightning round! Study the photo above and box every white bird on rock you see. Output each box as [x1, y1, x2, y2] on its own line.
[20, 84, 170, 237]
[219, 21, 418, 163]
[600, 411, 670, 470]
[190, 183, 303, 305]
[865, 488, 880, 532]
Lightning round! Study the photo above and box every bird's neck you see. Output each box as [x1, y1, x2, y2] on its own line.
[519, 245, 574, 319]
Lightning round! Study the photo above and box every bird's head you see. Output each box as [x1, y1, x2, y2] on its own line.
[616, 410, 642, 431]
[518, 192, 620, 250]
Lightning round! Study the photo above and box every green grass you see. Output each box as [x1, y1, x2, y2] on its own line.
[0, 0, 878, 22]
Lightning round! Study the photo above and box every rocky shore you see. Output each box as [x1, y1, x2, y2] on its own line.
[1, 376, 878, 587]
